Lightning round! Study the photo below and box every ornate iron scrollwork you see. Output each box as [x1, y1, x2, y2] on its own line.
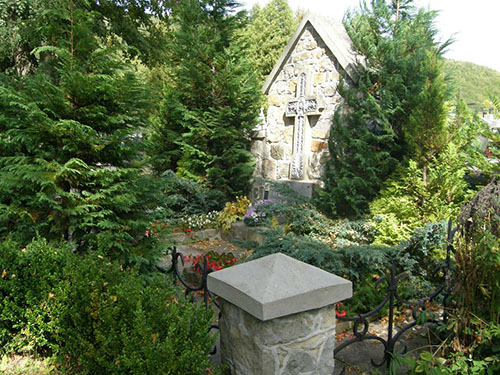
[158, 246, 220, 354]
[334, 219, 456, 373]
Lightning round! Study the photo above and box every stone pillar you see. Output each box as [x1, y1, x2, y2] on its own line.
[207, 253, 352, 375]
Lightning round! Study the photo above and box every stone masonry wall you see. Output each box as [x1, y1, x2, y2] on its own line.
[220, 300, 336, 375]
[253, 24, 344, 184]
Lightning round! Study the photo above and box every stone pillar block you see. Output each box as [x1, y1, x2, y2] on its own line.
[208, 253, 352, 375]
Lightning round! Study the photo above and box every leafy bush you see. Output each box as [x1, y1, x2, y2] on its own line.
[451, 179, 500, 351]
[216, 196, 250, 231]
[0, 239, 71, 355]
[248, 228, 345, 274]
[314, 219, 377, 248]
[57, 254, 218, 375]
[246, 224, 445, 314]
[397, 324, 500, 374]
[370, 145, 472, 246]
[0, 239, 220, 374]
[0, 48, 164, 266]
[247, 228, 393, 313]
[156, 170, 225, 217]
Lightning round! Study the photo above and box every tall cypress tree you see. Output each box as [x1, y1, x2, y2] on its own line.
[237, 0, 297, 82]
[318, 0, 451, 218]
[151, 0, 261, 199]
[0, 0, 162, 264]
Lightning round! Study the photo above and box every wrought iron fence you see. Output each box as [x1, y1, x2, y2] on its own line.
[334, 219, 457, 373]
[157, 246, 220, 354]
[157, 220, 457, 373]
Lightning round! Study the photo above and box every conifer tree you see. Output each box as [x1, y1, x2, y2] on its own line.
[0, 0, 162, 264]
[0, 0, 169, 74]
[237, 0, 297, 82]
[151, 0, 261, 199]
[319, 0, 451, 218]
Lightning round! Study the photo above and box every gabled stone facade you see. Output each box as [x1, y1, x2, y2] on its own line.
[251, 14, 360, 198]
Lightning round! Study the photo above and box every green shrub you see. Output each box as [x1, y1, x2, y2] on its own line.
[247, 225, 444, 314]
[370, 145, 472, 246]
[247, 228, 391, 313]
[248, 228, 345, 274]
[156, 170, 225, 217]
[0, 239, 220, 374]
[57, 254, 218, 375]
[216, 196, 250, 231]
[0, 239, 71, 355]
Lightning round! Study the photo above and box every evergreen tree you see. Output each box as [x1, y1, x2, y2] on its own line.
[0, 0, 162, 264]
[151, 0, 261, 199]
[237, 0, 297, 82]
[318, 0, 452, 218]
[0, 0, 168, 74]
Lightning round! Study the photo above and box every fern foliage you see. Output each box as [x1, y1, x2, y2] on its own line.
[0, 1, 163, 265]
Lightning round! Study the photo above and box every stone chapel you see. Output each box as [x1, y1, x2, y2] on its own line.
[251, 13, 361, 199]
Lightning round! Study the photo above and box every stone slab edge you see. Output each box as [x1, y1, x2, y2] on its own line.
[207, 254, 352, 321]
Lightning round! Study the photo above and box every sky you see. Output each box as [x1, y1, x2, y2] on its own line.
[241, 0, 500, 73]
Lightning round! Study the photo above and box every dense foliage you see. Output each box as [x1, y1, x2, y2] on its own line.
[370, 147, 471, 245]
[0, 0, 168, 266]
[1, 0, 498, 373]
[237, 0, 297, 82]
[319, 0, 452, 217]
[0, 0, 169, 74]
[151, 0, 262, 199]
[0, 239, 219, 374]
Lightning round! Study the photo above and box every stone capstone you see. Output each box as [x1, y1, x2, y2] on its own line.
[207, 253, 352, 321]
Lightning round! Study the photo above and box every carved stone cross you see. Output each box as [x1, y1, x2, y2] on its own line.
[285, 72, 322, 179]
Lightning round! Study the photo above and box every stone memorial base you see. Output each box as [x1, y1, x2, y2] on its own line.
[220, 300, 336, 375]
[250, 179, 320, 201]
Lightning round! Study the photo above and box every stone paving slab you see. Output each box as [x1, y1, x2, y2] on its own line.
[334, 325, 436, 375]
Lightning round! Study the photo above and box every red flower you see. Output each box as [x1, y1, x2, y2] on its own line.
[336, 310, 347, 318]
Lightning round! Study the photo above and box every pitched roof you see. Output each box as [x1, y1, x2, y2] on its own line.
[262, 13, 362, 94]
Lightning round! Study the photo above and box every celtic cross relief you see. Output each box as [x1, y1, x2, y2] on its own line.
[285, 73, 321, 179]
